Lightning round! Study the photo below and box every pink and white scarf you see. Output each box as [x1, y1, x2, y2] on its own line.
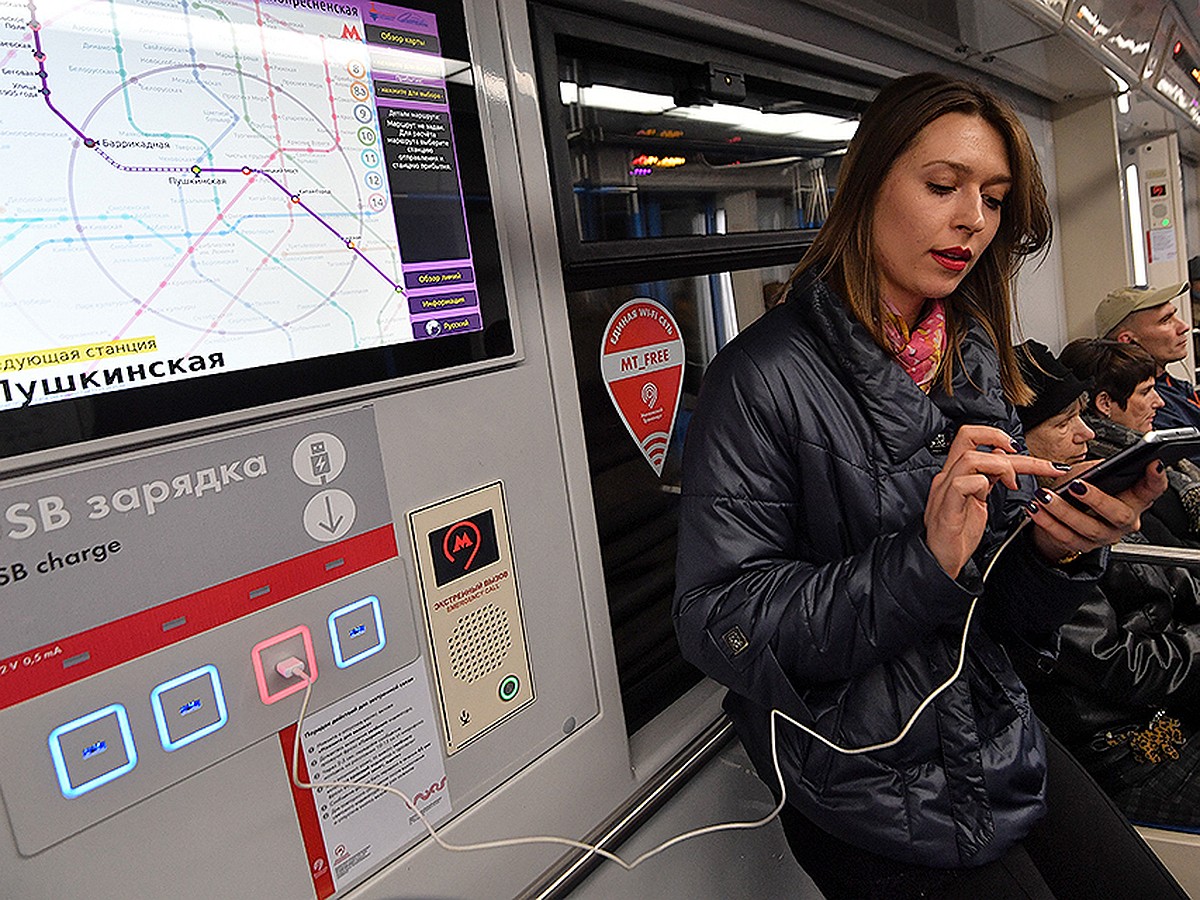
[883, 299, 947, 393]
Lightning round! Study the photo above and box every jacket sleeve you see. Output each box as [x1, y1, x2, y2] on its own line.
[978, 414, 1108, 662]
[1048, 559, 1200, 708]
[672, 344, 979, 711]
[980, 526, 1107, 646]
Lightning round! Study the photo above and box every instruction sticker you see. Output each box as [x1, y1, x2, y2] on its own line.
[283, 661, 449, 899]
[600, 298, 684, 476]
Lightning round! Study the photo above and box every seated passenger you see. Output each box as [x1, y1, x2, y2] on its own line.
[1016, 339, 1200, 830]
[1059, 337, 1200, 547]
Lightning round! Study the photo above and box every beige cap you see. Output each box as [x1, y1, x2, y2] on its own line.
[1095, 282, 1188, 337]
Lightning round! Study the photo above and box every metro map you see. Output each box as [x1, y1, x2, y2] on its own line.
[0, 0, 456, 408]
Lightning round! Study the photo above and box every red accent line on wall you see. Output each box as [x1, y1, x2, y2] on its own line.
[280, 724, 336, 900]
[0, 525, 398, 711]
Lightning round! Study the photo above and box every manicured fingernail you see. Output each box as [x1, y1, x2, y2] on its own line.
[1069, 481, 1087, 495]
[1052, 462, 1072, 471]
[1156, 461, 1165, 473]
[1011, 439, 1022, 451]
[1036, 488, 1053, 503]
[1027, 500, 1039, 514]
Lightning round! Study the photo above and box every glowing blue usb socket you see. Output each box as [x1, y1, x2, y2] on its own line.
[329, 596, 386, 667]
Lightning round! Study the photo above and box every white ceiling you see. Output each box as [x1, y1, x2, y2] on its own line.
[798, 0, 1200, 160]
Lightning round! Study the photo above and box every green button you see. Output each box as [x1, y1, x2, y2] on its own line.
[498, 675, 520, 702]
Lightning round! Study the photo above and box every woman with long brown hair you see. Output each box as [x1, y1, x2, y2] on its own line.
[674, 72, 1177, 898]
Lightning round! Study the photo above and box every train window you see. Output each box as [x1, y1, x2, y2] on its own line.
[532, 4, 878, 734]
[565, 263, 792, 733]
[557, 55, 851, 244]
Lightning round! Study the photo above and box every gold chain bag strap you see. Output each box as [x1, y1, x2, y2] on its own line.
[1105, 711, 1187, 764]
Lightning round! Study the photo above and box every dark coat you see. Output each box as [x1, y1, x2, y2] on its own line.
[1023, 536, 1200, 772]
[673, 272, 1102, 868]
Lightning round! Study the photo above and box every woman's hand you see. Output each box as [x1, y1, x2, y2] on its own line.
[925, 425, 1072, 578]
[1026, 459, 1167, 563]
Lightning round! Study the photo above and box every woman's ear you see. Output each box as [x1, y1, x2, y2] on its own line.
[1094, 391, 1113, 418]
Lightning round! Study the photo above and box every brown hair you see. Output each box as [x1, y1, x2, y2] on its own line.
[786, 72, 1051, 404]
[1059, 338, 1156, 412]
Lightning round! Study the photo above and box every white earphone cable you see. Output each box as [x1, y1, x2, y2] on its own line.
[286, 522, 1026, 869]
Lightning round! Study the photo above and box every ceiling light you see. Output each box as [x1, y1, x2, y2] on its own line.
[559, 82, 858, 141]
[559, 82, 676, 114]
[667, 103, 857, 141]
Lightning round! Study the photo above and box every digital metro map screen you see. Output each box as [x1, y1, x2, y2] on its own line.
[0, 0, 512, 459]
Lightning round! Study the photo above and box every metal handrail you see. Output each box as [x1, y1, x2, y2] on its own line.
[1109, 543, 1200, 569]
[515, 716, 736, 900]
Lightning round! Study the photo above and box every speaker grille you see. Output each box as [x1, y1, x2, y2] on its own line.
[448, 604, 512, 683]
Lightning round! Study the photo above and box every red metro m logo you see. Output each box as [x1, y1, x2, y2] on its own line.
[428, 509, 500, 586]
[341, 24, 362, 41]
[444, 520, 481, 572]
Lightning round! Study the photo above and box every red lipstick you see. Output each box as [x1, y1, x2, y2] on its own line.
[931, 246, 972, 272]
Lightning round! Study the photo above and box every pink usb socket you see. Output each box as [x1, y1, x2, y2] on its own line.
[251, 625, 317, 704]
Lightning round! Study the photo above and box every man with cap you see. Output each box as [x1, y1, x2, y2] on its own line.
[1095, 282, 1198, 432]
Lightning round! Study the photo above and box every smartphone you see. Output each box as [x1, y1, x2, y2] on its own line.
[1056, 426, 1200, 501]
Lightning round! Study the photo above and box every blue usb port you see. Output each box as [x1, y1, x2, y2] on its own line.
[81, 740, 107, 760]
[329, 596, 385, 668]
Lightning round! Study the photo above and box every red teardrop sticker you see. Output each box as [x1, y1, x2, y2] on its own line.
[600, 299, 685, 477]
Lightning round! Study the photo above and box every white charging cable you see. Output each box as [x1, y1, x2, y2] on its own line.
[281, 524, 1025, 870]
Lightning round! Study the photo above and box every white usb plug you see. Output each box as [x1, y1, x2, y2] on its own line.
[275, 656, 308, 680]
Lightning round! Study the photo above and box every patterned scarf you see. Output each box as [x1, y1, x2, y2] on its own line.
[884, 298, 947, 393]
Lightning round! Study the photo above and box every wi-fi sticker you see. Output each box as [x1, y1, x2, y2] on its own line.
[599, 299, 684, 477]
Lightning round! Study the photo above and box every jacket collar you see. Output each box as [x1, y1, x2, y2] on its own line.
[791, 271, 1011, 461]
[1083, 412, 1139, 457]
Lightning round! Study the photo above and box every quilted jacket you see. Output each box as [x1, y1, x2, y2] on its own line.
[673, 271, 1103, 867]
[1023, 535, 1200, 771]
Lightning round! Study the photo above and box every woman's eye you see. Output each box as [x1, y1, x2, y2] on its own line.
[983, 194, 1004, 211]
[927, 182, 954, 195]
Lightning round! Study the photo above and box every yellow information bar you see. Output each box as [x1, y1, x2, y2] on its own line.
[0, 336, 158, 372]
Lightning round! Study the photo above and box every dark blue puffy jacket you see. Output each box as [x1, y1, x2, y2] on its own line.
[673, 272, 1103, 868]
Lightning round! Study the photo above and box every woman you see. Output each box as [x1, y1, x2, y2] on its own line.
[1015, 340, 1200, 832]
[1059, 338, 1200, 546]
[673, 73, 1172, 898]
